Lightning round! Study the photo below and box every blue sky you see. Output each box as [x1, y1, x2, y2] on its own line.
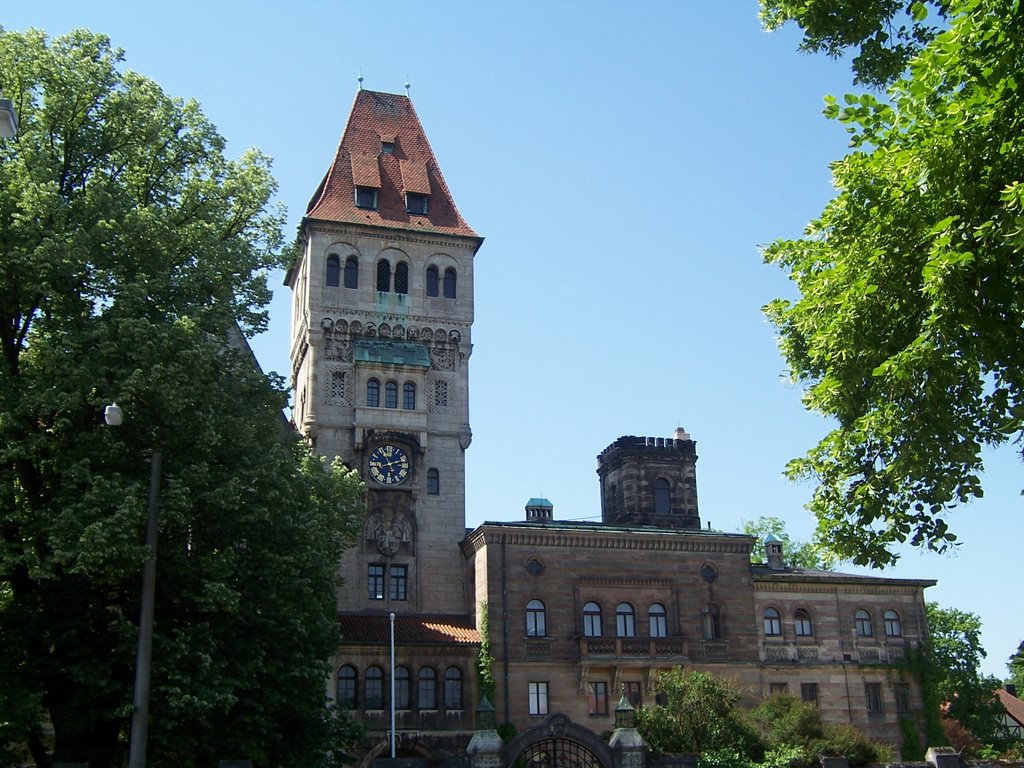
[6, 1, 1019, 678]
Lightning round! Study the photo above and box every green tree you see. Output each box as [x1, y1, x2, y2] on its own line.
[741, 516, 841, 570]
[925, 603, 1007, 752]
[761, 0, 1024, 566]
[760, 0, 949, 87]
[635, 669, 763, 757]
[0, 28, 364, 768]
[1008, 640, 1024, 691]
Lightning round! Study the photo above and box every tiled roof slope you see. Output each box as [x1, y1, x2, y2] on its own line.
[305, 90, 479, 239]
[339, 613, 480, 645]
[998, 688, 1024, 727]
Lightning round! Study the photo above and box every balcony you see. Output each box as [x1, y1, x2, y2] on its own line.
[577, 636, 688, 661]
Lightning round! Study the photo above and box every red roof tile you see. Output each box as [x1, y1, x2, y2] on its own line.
[305, 90, 479, 239]
[339, 613, 480, 646]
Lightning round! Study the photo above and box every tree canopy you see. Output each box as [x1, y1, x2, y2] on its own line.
[0, 29, 363, 768]
[1008, 640, 1024, 692]
[740, 516, 841, 570]
[761, 0, 1024, 566]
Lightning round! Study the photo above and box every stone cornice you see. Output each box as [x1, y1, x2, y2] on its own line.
[304, 219, 482, 254]
[753, 577, 935, 594]
[462, 525, 752, 555]
[315, 307, 472, 333]
[577, 576, 675, 589]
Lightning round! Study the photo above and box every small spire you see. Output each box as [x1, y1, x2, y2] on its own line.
[357, 71, 364, 91]
[404, 79, 411, 97]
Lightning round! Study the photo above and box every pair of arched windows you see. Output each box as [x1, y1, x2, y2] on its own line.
[326, 254, 360, 289]
[579, 601, 669, 638]
[854, 609, 902, 638]
[367, 379, 415, 410]
[425, 265, 457, 298]
[377, 259, 409, 293]
[337, 664, 463, 710]
[763, 608, 814, 637]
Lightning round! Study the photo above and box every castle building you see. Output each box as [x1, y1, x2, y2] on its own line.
[288, 90, 935, 768]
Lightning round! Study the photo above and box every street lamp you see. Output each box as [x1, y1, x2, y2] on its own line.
[0, 88, 18, 138]
[105, 402, 161, 768]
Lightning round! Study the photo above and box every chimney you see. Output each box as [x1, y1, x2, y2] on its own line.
[525, 498, 553, 522]
[765, 535, 785, 570]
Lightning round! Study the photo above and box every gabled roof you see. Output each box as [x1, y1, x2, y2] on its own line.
[338, 613, 480, 646]
[305, 90, 479, 239]
[998, 688, 1024, 727]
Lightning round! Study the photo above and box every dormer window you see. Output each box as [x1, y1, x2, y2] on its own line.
[355, 186, 378, 210]
[406, 192, 428, 215]
[381, 141, 395, 154]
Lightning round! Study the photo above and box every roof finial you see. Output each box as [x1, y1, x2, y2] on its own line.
[357, 70, 364, 91]
[404, 79, 411, 97]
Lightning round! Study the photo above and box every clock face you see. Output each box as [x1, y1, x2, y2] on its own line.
[368, 444, 410, 486]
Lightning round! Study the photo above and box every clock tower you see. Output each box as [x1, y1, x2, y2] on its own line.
[287, 89, 482, 617]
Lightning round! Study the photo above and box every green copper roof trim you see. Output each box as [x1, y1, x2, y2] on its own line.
[353, 340, 431, 368]
[527, 498, 553, 508]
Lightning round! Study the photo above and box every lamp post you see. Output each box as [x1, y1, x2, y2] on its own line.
[105, 402, 160, 768]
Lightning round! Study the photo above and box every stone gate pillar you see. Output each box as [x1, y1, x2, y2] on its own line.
[466, 698, 502, 768]
[608, 696, 648, 768]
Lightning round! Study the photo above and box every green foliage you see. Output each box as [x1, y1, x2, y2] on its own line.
[762, 0, 1024, 567]
[635, 670, 763, 757]
[919, 603, 1008, 754]
[477, 601, 496, 702]
[899, 717, 924, 761]
[0, 28, 364, 768]
[741, 516, 841, 570]
[698, 746, 804, 768]
[759, 0, 947, 87]
[752, 695, 891, 768]
[1007, 640, 1024, 691]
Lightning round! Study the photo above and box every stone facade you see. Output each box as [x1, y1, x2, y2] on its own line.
[290, 90, 936, 767]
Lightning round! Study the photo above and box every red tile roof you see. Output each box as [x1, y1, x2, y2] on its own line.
[305, 90, 479, 239]
[998, 688, 1024, 727]
[339, 613, 480, 645]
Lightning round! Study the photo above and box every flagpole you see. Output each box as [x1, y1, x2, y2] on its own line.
[389, 611, 396, 759]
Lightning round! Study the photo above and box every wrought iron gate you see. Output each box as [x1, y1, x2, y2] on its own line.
[516, 737, 604, 768]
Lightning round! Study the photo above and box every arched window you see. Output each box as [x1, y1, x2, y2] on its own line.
[616, 603, 636, 637]
[384, 380, 398, 409]
[377, 259, 391, 292]
[418, 667, 436, 709]
[367, 379, 380, 408]
[763, 608, 782, 637]
[583, 601, 602, 637]
[444, 667, 463, 709]
[654, 478, 671, 515]
[526, 599, 546, 637]
[443, 267, 457, 298]
[884, 610, 902, 637]
[703, 603, 721, 640]
[794, 608, 813, 637]
[426, 265, 439, 297]
[403, 382, 416, 410]
[395, 261, 409, 294]
[337, 665, 357, 707]
[326, 254, 340, 287]
[344, 256, 358, 289]
[365, 666, 384, 709]
[427, 468, 440, 495]
[855, 609, 873, 637]
[649, 603, 667, 638]
[394, 665, 410, 709]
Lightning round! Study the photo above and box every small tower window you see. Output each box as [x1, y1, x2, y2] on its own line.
[654, 478, 671, 515]
[344, 256, 359, 289]
[355, 186, 378, 209]
[395, 261, 409, 294]
[403, 382, 416, 410]
[426, 265, 439, 297]
[385, 380, 398, 409]
[367, 379, 380, 408]
[406, 192, 428, 215]
[377, 259, 391, 292]
[443, 267, 457, 299]
[326, 254, 341, 287]
[427, 468, 439, 495]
